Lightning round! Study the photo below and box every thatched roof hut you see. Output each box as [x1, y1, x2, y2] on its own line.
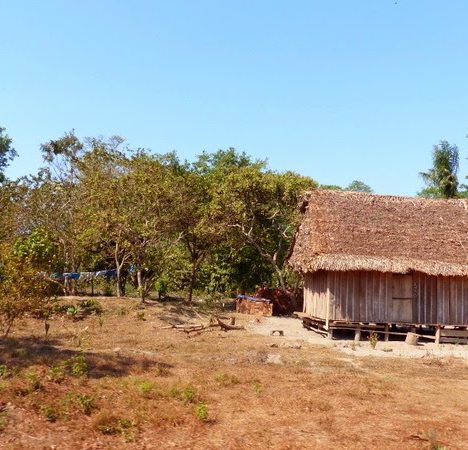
[289, 190, 468, 277]
[288, 190, 468, 331]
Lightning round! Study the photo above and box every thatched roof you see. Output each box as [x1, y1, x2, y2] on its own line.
[288, 190, 468, 277]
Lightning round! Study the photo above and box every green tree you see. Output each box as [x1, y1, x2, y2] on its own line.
[0, 127, 17, 183]
[419, 140, 459, 199]
[0, 244, 53, 336]
[208, 150, 316, 290]
[319, 184, 343, 191]
[346, 180, 373, 193]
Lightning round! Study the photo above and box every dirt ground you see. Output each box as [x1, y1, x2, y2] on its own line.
[0, 297, 467, 450]
[248, 316, 468, 359]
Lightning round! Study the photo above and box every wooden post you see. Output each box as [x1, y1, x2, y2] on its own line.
[384, 324, 390, 342]
[325, 288, 330, 332]
[354, 326, 361, 343]
[327, 328, 334, 340]
[435, 326, 441, 346]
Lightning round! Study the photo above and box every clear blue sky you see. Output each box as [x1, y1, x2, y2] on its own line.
[2, 0, 468, 195]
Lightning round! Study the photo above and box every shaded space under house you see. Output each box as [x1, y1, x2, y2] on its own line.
[287, 190, 468, 344]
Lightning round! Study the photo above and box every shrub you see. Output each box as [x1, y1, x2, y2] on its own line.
[136, 311, 146, 321]
[94, 413, 136, 442]
[66, 305, 81, 318]
[0, 247, 53, 336]
[79, 298, 103, 314]
[75, 393, 96, 415]
[70, 352, 88, 377]
[368, 331, 379, 349]
[48, 363, 67, 383]
[117, 307, 128, 316]
[252, 380, 262, 395]
[154, 278, 168, 299]
[40, 404, 58, 422]
[25, 370, 42, 392]
[136, 380, 154, 397]
[0, 364, 9, 378]
[215, 373, 240, 387]
[195, 402, 209, 422]
[170, 384, 197, 404]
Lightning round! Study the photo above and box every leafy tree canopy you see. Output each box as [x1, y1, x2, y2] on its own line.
[0, 127, 17, 183]
[419, 140, 459, 199]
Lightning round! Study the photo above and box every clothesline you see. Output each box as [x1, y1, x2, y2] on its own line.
[50, 265, 135, 282]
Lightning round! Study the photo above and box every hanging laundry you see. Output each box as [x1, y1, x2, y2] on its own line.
[64, 272, 80, 280]
[106, 269, 117, 278]
[95, 269, 117, 279]
[79, 272, 95, 282]
[51, 273, 65, 281]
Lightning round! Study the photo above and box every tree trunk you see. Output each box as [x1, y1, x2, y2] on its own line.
[137, 269, 145, 304]
[115, 265, 127, 297]
[186, 261, 199, 304]
[240, 228, 287, 291]
[116, 266, 122, 298]
[114, 243, 126, 298]
[272, 263, 286, 291]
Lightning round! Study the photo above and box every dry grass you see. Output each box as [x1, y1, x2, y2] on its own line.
[0, 297, 467, 449]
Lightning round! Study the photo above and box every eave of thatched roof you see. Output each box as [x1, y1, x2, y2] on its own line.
[288, 190, 468, 277]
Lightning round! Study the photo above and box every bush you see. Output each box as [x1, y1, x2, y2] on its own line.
[136, 380, 154, 397]
[0, 246, 53, 336]
[195, 402, 209, 422]
[48, 363, 67, 383]
[154, 277, 168, 299]
[170, 384, 197, 404]
[78, 298, 103, 315]
[215, 373, 240, 387]
[94, 413, 136, 442]
[40, 404, 58, 422]
[0, 364, 9, 378]
[25, 370, 42, 392]
[75, 393, 96, 415]
[70, 351, 88, 377]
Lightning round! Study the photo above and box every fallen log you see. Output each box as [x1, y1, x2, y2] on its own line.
[162, 316, 244, 334]
[216, 317, 244, 331]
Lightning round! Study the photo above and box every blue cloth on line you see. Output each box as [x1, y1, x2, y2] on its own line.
[64, 272, 80, 280]
[95, 269, 117, 279]
[79, 272, 95, 282]
[51, 272, 65, 281]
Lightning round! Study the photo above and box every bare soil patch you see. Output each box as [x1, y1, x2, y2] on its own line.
[0, 297, 467, 449]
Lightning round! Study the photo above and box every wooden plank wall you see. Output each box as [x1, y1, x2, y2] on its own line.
[326, 271, 391, 323]
[304, 270, 468, 325]
[303, 271, 329, 319]
[413, 272, 467, 325]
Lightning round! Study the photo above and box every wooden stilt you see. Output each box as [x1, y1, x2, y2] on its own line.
[384, 324, 390, 342]
[327, 329, 334, 340]
[435, 326, 441, 346]
[354, 326, 361, 343]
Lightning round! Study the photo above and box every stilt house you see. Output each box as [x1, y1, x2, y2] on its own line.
[288, 190, 468, 339]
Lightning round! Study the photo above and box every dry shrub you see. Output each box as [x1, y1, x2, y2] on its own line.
[0, 247, 53, 336]
[93, 411, 137, 442]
